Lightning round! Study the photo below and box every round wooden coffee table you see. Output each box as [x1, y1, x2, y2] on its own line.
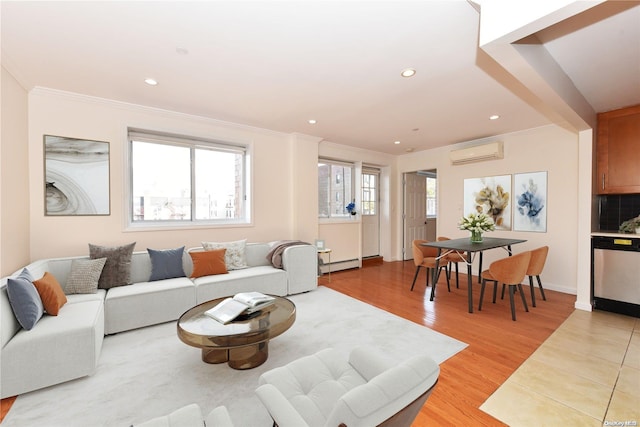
[177, 296, 296, 370]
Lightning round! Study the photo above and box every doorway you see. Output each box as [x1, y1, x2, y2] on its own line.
[403, 170, 437, 260]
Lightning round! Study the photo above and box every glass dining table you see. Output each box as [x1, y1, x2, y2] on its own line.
[422, 237, 526, 313]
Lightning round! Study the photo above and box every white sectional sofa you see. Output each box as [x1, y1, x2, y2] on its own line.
[0, 242, 317, 399]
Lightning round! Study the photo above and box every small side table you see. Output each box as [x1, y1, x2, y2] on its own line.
[317, 248, 332, 282]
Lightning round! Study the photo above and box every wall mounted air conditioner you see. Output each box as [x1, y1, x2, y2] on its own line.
[449, 141, 504, 165]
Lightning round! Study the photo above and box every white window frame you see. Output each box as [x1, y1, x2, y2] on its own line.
[426, 175, 437, 218]
[361, 169, 379, 216]
[318, 158, 355, 220]
[125, 129, 251, 230]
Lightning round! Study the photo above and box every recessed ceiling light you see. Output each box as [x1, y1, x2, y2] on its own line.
[394, 141, 401, 145]
[401, 68, 416, 78]
[144, 78, 158, 86]
[308, 119, 317, 124]
[489, 115, 500, 120]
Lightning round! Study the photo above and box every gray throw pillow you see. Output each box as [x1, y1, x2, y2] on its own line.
[7, 273, 44, 330]
[89, 242, 136, 289]
[65, 258, 107, 294]
[147, 246, 186, 281]
[17, 267, 35, 282]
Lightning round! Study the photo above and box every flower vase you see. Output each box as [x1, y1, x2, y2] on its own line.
[470, 230, 483, 243]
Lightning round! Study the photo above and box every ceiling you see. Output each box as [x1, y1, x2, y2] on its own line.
[2, 1, 639, 155]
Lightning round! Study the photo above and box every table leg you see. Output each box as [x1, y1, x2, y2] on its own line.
[202, 348, 229, 364]
[478, 251, 483, 283]
[429, 249, 442, 301]
[467, 251, 474, 313]
[228, 342, 268, 370]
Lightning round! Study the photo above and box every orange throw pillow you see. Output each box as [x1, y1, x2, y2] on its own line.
[33, 272, 68, 316]
[190, 249, 228, 278]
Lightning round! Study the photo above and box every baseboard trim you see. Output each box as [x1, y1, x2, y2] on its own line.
[319, 258, 359, 274]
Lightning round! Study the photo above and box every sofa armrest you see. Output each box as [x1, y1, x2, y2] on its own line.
[348, 346, 395, 381]
[204, 406, 235, 427]
[281, 244, 317, 294]
[134, 403, 204, 427]
[255, 384, 310, 427]
[326, 354, 440, 426]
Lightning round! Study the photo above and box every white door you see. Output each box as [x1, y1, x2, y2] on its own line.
[403, 172, 427, 260]
[362, 170, 380, 258]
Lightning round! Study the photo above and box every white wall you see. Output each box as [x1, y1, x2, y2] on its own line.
[1, 67, 30, 276]
[397, 124, 579, 295]
[25, 88, 318, 260]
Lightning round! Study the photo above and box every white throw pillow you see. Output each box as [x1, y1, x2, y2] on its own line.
[201, 239, 248, 270]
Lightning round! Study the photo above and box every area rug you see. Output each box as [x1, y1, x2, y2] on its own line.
[3, 287, 467, 427]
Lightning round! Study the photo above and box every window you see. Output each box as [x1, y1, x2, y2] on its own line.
[128, 129, 249, 226]
[362, 171, 378, 215]
[318, 159, 354, 218]
[426, 176, 437, 217]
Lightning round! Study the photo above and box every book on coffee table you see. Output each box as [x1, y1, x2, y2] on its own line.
[204, 292, 276, 324]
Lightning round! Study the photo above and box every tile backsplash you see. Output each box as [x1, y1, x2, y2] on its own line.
[598, 194, 640, 231]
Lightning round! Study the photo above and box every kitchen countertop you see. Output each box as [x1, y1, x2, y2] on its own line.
[592, 232, 640, 238]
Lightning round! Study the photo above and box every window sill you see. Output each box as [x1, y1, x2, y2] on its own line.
[319, 217, 360, 225]
[124, 220, 253, 232]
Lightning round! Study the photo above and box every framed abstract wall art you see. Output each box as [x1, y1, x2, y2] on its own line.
[44, 135, 110, 216]
[513, 171, 547, 232]
[463, 174, 512, 230]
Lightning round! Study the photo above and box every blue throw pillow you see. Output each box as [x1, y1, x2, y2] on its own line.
[17, 267, 35, 282]
[147, 247, 186, 281]
[7, 274, 44, 330]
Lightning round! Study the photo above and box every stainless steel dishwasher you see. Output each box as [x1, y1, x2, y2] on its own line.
[591, 235, 640, 318]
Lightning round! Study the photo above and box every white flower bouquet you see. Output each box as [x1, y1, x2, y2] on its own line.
[458, 213, 496, 232]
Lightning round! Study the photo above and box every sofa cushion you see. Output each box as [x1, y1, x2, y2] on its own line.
[6, 274, 44, 330]
[33, 272, 67, 315]
[193, 265, 287, 303]
[66, 257, 107, 294]
[189, 249, 228, 278]
[104, 277, 195, 334]
[202, 239, 248, 270]
[148, 246, 186, 281]
[89, 242, 136, 289]
[0, 299, 104, 398]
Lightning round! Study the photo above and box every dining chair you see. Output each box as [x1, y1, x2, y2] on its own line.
[478, 251, 531, 321]
[410, 240, 450, 292]
[497, 245, 549, 307]
[525, 246, 549, 307]
[437, 236, 464, 289]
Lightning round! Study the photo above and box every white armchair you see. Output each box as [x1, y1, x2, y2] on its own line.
[132, 404, 234, 427]
[255, 347, 440, 427]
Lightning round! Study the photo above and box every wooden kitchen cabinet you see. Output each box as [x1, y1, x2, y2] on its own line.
[596, 104, 640, 194]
